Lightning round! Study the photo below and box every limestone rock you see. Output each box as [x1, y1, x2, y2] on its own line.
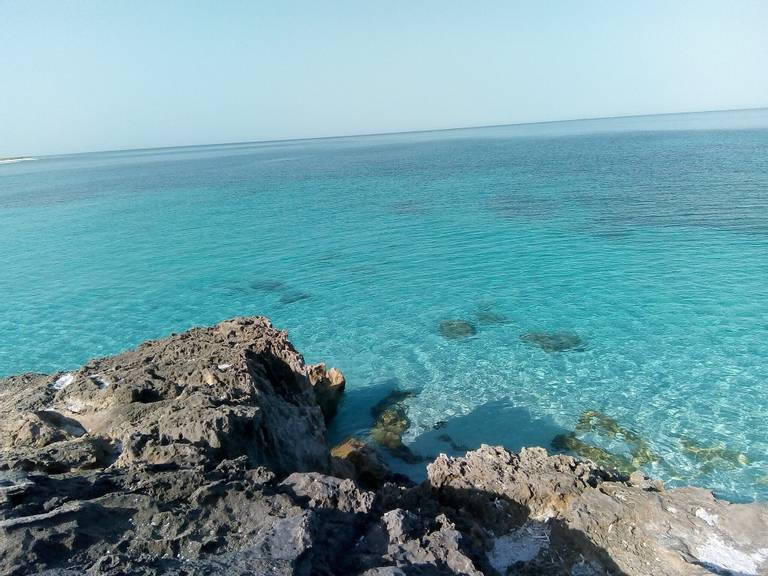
[307, 363, 346, 422]
[0, 317, 330, 477]
[280, 472, 375, 514]
[331, 437, 394, 488]
[426, 445, 768, 576]
[1, 318, 766, 576]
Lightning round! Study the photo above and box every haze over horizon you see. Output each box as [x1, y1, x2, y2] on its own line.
[2, 1, 767, 157]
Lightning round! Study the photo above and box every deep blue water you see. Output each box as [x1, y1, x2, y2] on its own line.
[2, 109, 767, 501]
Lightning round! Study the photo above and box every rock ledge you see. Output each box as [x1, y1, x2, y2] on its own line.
[1, 317, 766, 576]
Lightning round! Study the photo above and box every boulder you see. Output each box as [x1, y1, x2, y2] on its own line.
[0, 316, 330, 477]
[307, 363, 346, 422]
[331, 437, 393, 488]
[369, 390, 424, 463]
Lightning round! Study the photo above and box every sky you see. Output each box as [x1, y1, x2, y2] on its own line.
[1, 1, 767, 156]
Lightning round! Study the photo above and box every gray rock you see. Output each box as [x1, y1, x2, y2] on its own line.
[280, 472, 375, 514]
[1, 317, 765, 576]
[0, 316, 330, 476]
[427, 445, 768, 576]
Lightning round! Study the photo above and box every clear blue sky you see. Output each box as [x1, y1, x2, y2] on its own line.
[1, 1, 767, 156]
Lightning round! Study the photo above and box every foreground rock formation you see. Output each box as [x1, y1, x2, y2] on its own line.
[1, 317, 766, 575]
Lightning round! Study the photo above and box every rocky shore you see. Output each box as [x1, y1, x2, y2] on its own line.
[1, 317, 766, 575]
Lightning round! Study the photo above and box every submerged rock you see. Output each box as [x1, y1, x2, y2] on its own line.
[575, 409, 659, 466]
[552, 432, 637, 475]
[370, 403, 411, 456]
[475, 309, 508, 325]
[520, 330, 586, 352]
[249, 278, 286, 291]
[369, 390, 424, 463]
[370, 389, 416, 417]
[553, 410, 660, 473]
[680, 437, 749, 468]
[279, 290, 312, 304]
[474, 303, 508, 325]
[438, 319, 477, 339]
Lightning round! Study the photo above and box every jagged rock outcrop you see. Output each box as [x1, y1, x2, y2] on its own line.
[331, 437, 397, 489]
[425, 445, 768, 575]
[307, 363, 346, 423]
[1, 317, 766, 576]
[0, 317, 332, 477]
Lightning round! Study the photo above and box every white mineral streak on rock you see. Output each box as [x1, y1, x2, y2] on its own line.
[51, 373, 74, 390]
[488, 521, 550, 572]
[695, 536, 766, 576]
[89, 374, 109, 389]
[694, 507, 718, 526]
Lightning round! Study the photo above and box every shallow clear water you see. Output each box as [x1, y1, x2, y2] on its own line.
[2, 109, 767, 501]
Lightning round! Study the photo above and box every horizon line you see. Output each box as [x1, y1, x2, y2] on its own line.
[23, 105, 768, 159]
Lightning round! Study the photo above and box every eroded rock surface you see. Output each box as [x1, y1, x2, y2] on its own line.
[426, 446, 768, 576]
[1, 317, 766, 575]
[0, 317, 330, 477]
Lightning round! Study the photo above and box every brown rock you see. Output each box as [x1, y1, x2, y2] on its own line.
[426, 445, 768, 576]
[331, 437, 391, 488]
[0, 316, 330, 476]
[307, 363, 345, 422]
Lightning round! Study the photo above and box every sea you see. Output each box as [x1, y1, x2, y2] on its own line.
[2, 109, 767, 501]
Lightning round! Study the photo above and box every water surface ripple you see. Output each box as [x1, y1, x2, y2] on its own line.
[2, 109, 767, 501]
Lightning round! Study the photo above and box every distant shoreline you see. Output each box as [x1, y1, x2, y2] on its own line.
[0, 157, 35, 165]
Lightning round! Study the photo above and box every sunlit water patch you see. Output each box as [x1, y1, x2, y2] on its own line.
[2, 109, 767, 501]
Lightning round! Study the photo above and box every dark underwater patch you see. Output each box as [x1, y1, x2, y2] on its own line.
[279, 290, 312, 304]
[369, 389, 425, 463]
[438, 319, 477, 340]
[520, 331, 585, 352]
[250, 279, 286, 292]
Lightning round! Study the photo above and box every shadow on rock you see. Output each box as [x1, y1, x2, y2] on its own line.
[418, 484, 631, 575]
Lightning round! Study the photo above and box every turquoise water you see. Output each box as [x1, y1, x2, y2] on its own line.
[2, 109, 767, 501]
